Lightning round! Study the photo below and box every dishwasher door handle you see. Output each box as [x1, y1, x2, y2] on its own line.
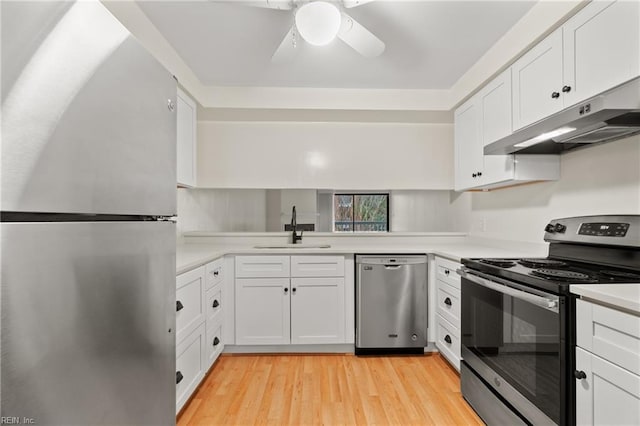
[384, 265, 402, 270]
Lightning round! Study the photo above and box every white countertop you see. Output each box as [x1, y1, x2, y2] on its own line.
[571, 284, 640, 316]
[176, 241, 542, 275]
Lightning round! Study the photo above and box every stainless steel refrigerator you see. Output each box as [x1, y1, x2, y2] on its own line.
[1, 1, 177, 424]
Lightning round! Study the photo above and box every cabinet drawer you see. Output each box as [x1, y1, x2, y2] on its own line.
[205, 257, 224, 290]
[577, 299, 640, 375]
[436, 280, 461, 328]
[176, 266, 206, 339]
[236, 256, 290, 278]
[435, 257, 461, 289]
[205, 284, 223, 325]
[176, 323, 205, 414]
[206, 319, 224, 370]
[436, 315, 460, 371]
[291, 255, 345, 277]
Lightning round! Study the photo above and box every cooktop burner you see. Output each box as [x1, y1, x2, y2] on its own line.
[600, 270, 640, 280]
[518, 258, 568, 268]
[479, 259, 516, 268]
[530, 268, 597, 283]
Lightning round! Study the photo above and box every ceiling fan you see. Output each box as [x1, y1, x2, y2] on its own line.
[238, 0, 385, 61]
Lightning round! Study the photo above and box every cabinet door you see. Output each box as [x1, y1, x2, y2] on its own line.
[176, 88, 197, 187]
[454, 97, 483, 191]
[512, 29, 564, 130]
[235, 278, 290, 345]
[478, 69, 515, 186]
[575, 347, 640, 426]
[290, 277, 345, 344]
[563, 0, 640, 107]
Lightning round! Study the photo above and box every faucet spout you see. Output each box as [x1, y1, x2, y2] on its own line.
[291, 206, 303, 244]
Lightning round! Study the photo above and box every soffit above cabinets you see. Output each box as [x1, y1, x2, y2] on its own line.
[135, 1, 535, 90]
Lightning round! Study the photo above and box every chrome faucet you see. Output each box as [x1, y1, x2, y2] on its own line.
[291, 205, 303, 244]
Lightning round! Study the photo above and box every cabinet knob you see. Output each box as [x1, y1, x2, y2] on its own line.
[213, 337, 220, 347]
[444, 297, 452, 306]
[167, 99, 175, 112]
[292, 288, 297, 293]
[284, 287, 289, 293]
[176, 300, 184, 312]
[574, 370, 587, 380]
[444, 335, 452, 344]
[551, 91, 560, 99]
[176, 371, 184, 384]
[212, 299, 220, 308]
[477, 171, 482, 177]
[444, 270, 450, 275]
[213, 270, 219, 277]
[562, 85, 572, 93]
[472, 173, 477, 178]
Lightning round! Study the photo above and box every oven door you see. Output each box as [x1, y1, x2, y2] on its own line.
[460, 268, 566, 425]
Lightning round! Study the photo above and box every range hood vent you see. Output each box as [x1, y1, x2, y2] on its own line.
[485, 77, 640, 155]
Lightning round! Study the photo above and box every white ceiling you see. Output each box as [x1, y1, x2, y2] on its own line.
[137, 0, 536, 90]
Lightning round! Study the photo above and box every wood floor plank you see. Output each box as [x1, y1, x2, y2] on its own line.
[178, 353, 484, 426]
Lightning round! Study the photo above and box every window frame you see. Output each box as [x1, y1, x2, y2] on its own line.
[332, 192, 390, 233]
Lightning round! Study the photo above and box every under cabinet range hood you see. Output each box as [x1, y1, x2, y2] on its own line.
[485, 77, 640, 155]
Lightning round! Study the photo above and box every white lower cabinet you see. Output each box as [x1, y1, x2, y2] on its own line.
[176, 257, 226, 414]
[575, 299, 640, 425]
[434, 256, 462, 370]
[234, 255, 348, 346]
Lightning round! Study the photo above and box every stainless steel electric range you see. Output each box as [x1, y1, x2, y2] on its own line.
[458, 215, 640, 425]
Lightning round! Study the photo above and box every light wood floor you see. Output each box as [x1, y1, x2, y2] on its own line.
[178, 353, 483, 426]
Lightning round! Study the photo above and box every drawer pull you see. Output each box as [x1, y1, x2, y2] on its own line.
[213, 337, 220, 347]
[574, 370, 587, 380]
[176, 300, 184, 312]
[212, 299, 220, 308]
[213, 270, 219, 277]
[176, 371, 184, 384]
[444, 297, 452, 306]
[444, 335, 452, 344]
[444, 270, 450, 275]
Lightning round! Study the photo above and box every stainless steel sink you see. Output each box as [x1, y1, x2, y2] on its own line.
[253, 244, 331, 249]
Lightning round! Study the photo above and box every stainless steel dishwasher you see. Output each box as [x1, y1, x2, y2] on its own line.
[355, 255, 428, 354]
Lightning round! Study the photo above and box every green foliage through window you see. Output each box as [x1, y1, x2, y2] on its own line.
[334, 194, 388, 232]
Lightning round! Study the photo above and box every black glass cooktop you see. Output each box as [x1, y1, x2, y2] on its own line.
[462, 257, 640, 295]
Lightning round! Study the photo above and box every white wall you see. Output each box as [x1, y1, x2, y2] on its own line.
[453, 135, 640, 243]
[197, 121, 453, 190]
[390, 190, 462, 232]
[176, 188, 267, 234]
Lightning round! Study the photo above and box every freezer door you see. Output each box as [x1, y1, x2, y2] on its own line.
[1, 1, 176, 215]
[1, 222, 176, 425]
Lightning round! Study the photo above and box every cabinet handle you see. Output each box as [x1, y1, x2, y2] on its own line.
[212, 299, 220, 308]
[176, 300, 184, 312]
[574, 370, 587, 380]
[551, 91, 560, 99]
[562, 85, 572, 93]
[284, 288, 289, 294]
[472, 173, 477, 178]
[444, 270, 450, 275]
[477, 171, 482, 177]
[213, 337, 220, 347]
[176, 371, 184, 384]
[292, 288, 297, 293]
[213, 270, 219, 277]
[444, 335, 452, 344]
[444, 297, 452, 306]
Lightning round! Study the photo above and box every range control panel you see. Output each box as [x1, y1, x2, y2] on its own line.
[578, 222, 630, 237]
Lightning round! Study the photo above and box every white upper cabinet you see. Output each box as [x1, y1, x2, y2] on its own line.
[454, 97, 483, 191]
[512, 0, 640, 131]
[176, 88, 197, 187]
[512, 29, 564, 130]
[563, 0, 640, 106]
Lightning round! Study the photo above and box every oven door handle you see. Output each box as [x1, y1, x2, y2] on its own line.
[458, 268, 559, 313]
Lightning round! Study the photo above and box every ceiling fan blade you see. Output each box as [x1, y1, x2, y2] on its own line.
[223, 0, 294, 10]
[342, 0, 375, 8]
[337, 12, 385, 57]
[272, 25, 298, 62]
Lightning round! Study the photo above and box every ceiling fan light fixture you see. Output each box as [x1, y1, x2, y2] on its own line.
[295, 1, 341, 46]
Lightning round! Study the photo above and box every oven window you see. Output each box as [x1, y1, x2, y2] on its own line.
[462, 279, 562, 424]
